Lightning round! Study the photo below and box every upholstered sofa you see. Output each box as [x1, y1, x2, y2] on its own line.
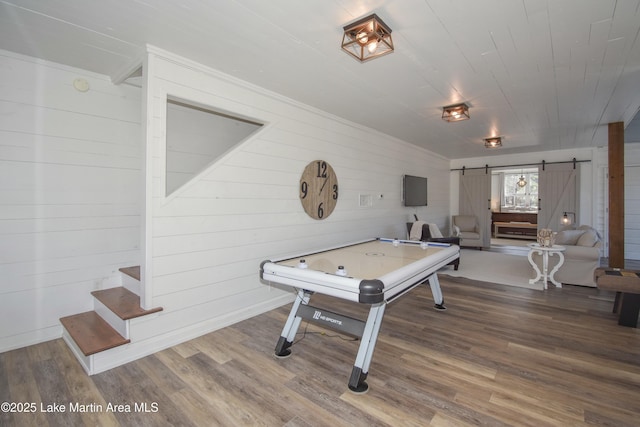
[531, 225, 602, 287]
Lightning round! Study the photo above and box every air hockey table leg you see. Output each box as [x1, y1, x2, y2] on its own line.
[275, 289, 311, 357]
[427, 273, 446, 310]
[348, 302, 386, 394]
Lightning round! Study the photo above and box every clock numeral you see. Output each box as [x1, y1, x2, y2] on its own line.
[317, 202, 324, 219]
[332, 184, 338, 200]
[301, 181, 308, 199]
[316, 161, 327, 178]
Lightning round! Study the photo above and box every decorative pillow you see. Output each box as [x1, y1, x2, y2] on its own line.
[576, 229, 598, 247]
[554, 229, 585, 245]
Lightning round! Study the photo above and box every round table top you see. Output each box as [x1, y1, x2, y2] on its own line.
[527, 243, 566, 252]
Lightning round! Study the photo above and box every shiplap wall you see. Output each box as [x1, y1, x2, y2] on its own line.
[0, 50, 142, 352]
[126, 46, 451, 361]
[625, 164, 640, 259]
[0, 46, 451, 359]
[593, 145, 640, 259]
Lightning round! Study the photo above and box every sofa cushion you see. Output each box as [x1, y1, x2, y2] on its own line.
[576, 228, 598, 247]
[555, 229, 585, 245]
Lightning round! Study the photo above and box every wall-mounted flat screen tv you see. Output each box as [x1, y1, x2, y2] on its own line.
[403, 174, 428, 206]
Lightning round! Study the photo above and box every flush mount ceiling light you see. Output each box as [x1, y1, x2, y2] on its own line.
[341, 14, 394, 63]
[442, 103, 470, 122]
[483, 136, 502, 148]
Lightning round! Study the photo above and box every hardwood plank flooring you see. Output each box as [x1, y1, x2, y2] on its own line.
[2, 276, 640, 426]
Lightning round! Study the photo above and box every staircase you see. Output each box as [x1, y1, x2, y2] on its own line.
[60, 266, 162, 375]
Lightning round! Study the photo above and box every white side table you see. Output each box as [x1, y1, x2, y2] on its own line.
[527, 243, 566, 289]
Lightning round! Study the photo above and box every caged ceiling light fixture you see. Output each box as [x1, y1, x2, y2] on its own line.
[483, 136, 502, 148]
[442, 103, 470, 122]
[341, 14, 394, 62]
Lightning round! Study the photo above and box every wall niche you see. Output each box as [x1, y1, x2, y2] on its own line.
[165, 98, 263, 195]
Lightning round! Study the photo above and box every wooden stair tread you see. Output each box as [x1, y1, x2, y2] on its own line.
[91, 287, 162, 320]
[119, 266, 140, 281]
[60, 311, 130, 356]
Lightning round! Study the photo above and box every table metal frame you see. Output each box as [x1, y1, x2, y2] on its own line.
[261, 238, 458, 393]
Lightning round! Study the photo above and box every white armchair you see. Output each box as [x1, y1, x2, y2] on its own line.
[452, 215, 483, 249]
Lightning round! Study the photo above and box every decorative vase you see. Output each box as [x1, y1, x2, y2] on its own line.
[537, 228, 554, 247]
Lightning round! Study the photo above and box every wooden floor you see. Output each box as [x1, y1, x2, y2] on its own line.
[2, 276, 640, 427]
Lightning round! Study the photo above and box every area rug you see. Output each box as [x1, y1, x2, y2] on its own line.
[440, 248, 543, 291]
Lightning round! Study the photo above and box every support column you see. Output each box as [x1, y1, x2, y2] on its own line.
[608, 122, 625, 268]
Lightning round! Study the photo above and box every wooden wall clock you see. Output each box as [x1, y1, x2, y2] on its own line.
[299, 160, 339, 220]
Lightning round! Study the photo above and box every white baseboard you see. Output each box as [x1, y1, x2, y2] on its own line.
[2, 293, 293, 376]
[0, 324, 62, 353]
[88, 293, 293, 374]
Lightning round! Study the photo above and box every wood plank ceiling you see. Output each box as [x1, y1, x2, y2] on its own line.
[1, 0, 639, 159]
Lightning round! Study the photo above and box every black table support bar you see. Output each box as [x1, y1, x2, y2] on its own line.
[296, 304, 366, 338]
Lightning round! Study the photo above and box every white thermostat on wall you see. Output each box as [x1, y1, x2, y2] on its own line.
[359, 194, 373, 208]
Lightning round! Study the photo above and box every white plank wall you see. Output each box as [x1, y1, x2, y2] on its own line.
[0, 46, 452, 363]
[626, 164, 640, 259]
[129, 46, 452, 360]
[593, 146, 640, 260]
[616, 146, 640, 260]
[0, 50, 142, 352]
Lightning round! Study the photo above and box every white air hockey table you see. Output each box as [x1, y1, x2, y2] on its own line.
[260, 238, 459, 393]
